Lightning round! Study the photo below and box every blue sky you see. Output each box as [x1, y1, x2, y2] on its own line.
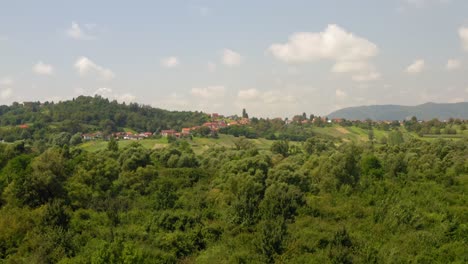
[0, 0, 467, 117]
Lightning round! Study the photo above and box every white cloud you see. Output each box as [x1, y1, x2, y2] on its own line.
[94, 87, 113, 95]
[335, 89, 347, 98]
[207, 62, 217, 72]
[405, 59, 425, 74]
[235, 89, 297, 117]
[94, 87, 136, 103]
[237, 89, 296, 105]
[33, 61, 54, 75]
[161, 56, 179, 68]
[448, 97, 465, 103]
[67, 22, 94, 40]
[115, 93, 136, 102]
[154, 93, 190, 111]
[332, 61, 381, 81]
[191, 86, 226, 99]
[0, 88, 12, 100]
[269, 24, 378, 63]
[262, 90, 296, 104]
[459, 26, 468, 51]
[269, 24, 380, 81]
[222, 49, 242, 66]
[238, 89, 261, 100]
[446, 59, 461, 70]
[0, 77, 13, 86]
[352, 71, 381, 82]
[74, 57, 115, 80]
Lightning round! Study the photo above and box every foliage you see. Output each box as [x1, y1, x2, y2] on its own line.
[0, 127, 467, 263]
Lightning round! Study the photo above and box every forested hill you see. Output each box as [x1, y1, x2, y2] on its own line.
[0, 96, 209, 133]
[327, 102, 468, 121]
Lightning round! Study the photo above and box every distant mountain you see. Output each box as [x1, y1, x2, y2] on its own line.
[327, 102, 468, 121]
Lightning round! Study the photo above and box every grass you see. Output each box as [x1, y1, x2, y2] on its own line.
[76, 126, 467, 153]
[77, 134, 276, 154]
[78, 138, 169, 152]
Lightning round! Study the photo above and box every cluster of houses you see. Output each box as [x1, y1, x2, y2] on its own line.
[160, 115, 251, 138]
[81, 131, 154, 141]
[81, 113, 252, 141]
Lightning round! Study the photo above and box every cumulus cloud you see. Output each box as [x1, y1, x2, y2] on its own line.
[405, 59, 425, 74]
[33, 61, 54, 75]
[67, 22, 94, 40]
[222, 49, 242, 66]
[269, 24, 380, 81]
[446, 59, 461, 70]
[94, 87, 113, 95]
[237, 89, 295, 105]
[74, 57, 115, 80]
[238, 89, 261, 100]
[94, 87, 136, 102]
[335, 89, 347, 98]
[0, 87, 13, 100]
[161, 56, 179, 68]
[459, 27, 468, 51]
[269, 24, 378, 63]
[154, 93, 190, 111]
[0, 77, 13, 86]
[191, 86, 226, 99]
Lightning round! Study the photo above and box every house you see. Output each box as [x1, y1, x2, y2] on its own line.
[137, 132, 153, 138]
[203, 122, 219, 131]
[228, 121, 239, 126]
[161, 130, 177, 137]
[181, 128, 191, 136]
[218, 121, 227, 128]
[211, 113, 219, 119]
[82, 133, 95, 141]
[239, 118, 250, 125]
[82, 132, 103, 141]
[332, 118, 344, 124]
[18, 124, 29, 129]
[123, 132, 135, 140]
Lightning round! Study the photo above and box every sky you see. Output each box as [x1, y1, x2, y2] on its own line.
[0, 0, 467, 118]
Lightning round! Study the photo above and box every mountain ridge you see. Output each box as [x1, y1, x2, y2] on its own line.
[327, 102, 468, 121]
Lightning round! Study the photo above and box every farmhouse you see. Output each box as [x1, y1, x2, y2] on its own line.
[161, 130, 177, 137]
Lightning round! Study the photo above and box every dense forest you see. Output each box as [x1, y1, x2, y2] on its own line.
[0, 133, 466, 263]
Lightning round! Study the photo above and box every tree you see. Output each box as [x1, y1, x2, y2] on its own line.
[368, 129, 374, 142]
[271, 140, 289, 157]
[242, 108, 249, 119]
[107, 137, 119, 152]
[69, 133, 83, 146]
[388, 130, 404, 145]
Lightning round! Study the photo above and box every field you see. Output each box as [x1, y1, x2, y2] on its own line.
[77, 134, 276, 154]
[77, 125, 467, 153]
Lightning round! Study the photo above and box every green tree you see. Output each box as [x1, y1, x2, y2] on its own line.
[242, 108, 249, 119]
[107, 137, 119, 152]
[271, 140, 289, 157]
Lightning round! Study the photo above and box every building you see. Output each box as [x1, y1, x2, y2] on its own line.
[161, 130, 177, 137]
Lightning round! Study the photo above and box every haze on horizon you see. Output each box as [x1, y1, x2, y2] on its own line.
[0, 0, 467, 118]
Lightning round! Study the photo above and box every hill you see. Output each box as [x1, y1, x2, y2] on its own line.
[0, 96, 209, 141]
[327, 102, 468, 121]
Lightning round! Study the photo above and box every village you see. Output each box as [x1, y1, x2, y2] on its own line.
[78, 111, 413, 142]
[80, 113, 251, 141]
